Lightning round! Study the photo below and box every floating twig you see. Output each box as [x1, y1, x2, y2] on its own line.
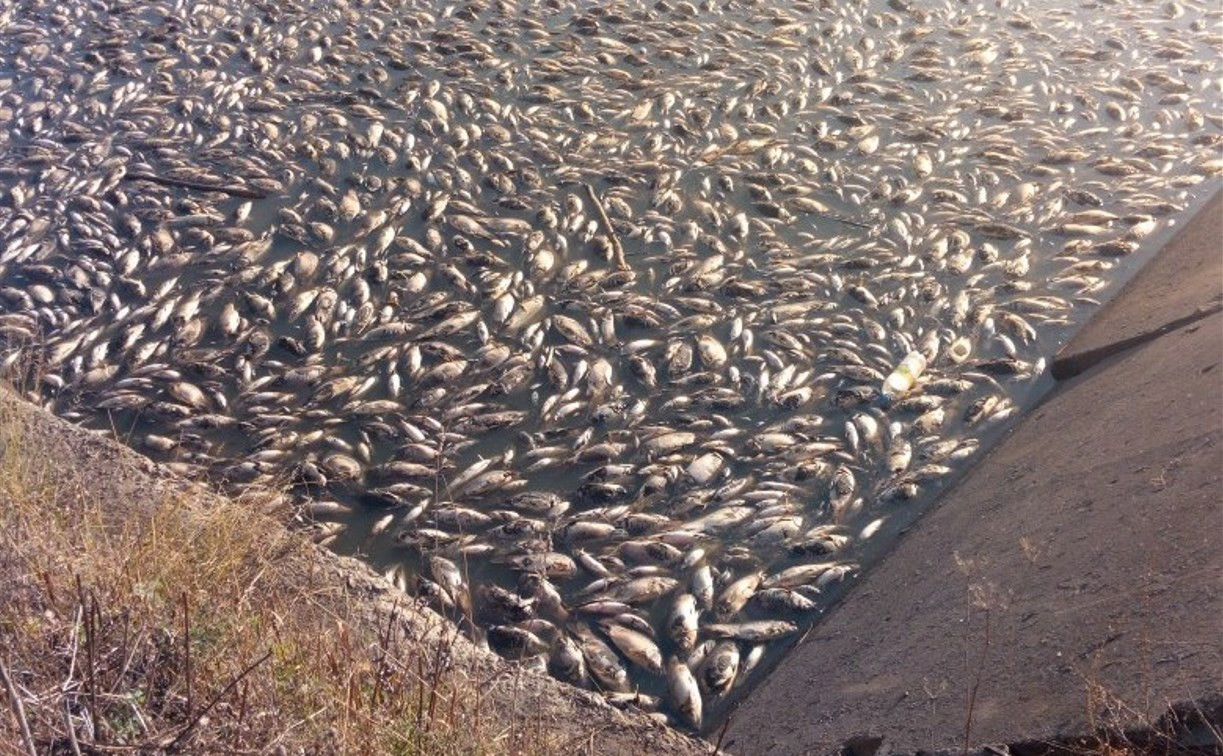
[582, 182, 629, 271]
[124, 171, 269, 200]
[812, 211, 874, 230]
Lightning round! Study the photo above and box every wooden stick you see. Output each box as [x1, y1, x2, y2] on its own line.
[63, 700, 83, 756]
[76, 576, 98, 743]
[0, 659, 37, 756]
[582, 182, 629, 271]
[123, 171, 269, 200]
[161, 648, 272, 753]
[712, 714, 732, 754]
[812, 211, 874, 230]
[182, 592, 192, 721]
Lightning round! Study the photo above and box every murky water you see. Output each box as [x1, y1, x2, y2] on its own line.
[0, 0, 1219, 733]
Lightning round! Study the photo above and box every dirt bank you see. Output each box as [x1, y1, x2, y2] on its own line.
[721, 193, 1223, 754]
[0, 386, 712, 755]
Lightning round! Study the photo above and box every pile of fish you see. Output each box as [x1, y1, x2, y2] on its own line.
[0, 0, 1219, 731]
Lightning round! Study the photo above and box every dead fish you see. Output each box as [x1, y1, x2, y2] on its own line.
[702, 620, 799, 642]
[667, 593, 700, 653]
[667, 656, 703, 729]
[601, 621, 664, 676]
[3, 0, 1215, 730]
[700, 641, 740, 695]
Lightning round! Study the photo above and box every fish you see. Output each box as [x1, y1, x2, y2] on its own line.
[0, 0, 1215, 731]
[601, 621, 664, 676]
[702, 621, 799, 642]
[699, 641, 740, 696]
[667, 656, 703, 730]
[666, 593, 700, 653]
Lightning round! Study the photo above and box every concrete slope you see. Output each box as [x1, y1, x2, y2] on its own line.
[723, 195, 1223, 754]
[1053, 190, 1223, 379]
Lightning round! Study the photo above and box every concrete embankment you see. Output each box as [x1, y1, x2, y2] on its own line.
[723, 191, 1223, 754]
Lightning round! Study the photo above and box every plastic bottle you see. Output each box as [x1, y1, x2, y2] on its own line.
[881, 350, 927, 402]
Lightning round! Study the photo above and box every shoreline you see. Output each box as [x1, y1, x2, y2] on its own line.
[0, 385, 713, 755]
[721, 192, 1223, 754]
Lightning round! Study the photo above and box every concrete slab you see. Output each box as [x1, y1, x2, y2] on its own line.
[724, 202, 1223, 754]
[1052, 189, 1223, 379]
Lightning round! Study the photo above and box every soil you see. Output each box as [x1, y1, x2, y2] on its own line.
[721, 193, 1223, 754]
[0, 390, 713, 756]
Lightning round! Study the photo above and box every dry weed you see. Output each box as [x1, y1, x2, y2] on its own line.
[0, 395, 555, 755]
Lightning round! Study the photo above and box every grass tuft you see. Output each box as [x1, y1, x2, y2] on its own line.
[0, 393, 556, 755]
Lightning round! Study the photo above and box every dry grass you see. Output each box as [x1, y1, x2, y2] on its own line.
[0, 394, 556, 755]
[1062, 676, 1223, 756]
[953, 552, 1220, 756]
